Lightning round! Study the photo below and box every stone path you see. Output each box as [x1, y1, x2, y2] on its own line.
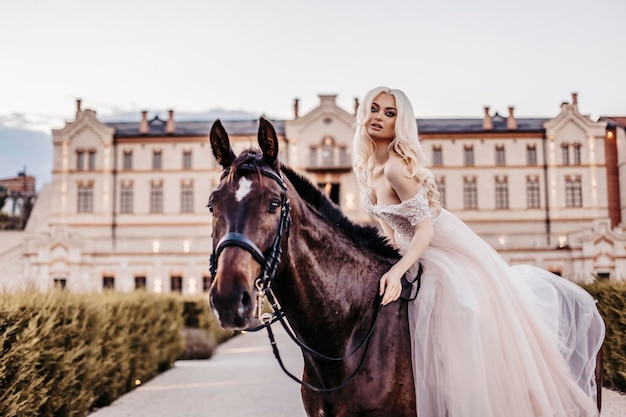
[90, 325, 625, 416]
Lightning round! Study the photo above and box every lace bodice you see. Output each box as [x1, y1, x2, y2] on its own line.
[362, 188, 435, 237]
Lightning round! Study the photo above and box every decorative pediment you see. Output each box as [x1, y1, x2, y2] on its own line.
[543, 102, 607, 139]
[288, 95, 356, 130]
[50, 242, 69, 260]
[36, 228, 83, 251]
[53, 109, 115, 146]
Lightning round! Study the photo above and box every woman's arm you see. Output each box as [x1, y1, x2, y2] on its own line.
[379, 156, 435, 305]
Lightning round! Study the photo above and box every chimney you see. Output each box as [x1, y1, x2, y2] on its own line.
[165, 109, 176, 134]
[76, 99, 82, 118]
[482, 106, 493, 130]
[354, 97, 360, 115]
[293, 98, 299, 119]
[507, 106, 517, 130]
[571, 92, 578, 106]
[139, 110, 149, 135]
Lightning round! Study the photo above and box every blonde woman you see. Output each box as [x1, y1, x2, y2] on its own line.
[353, 86, 604, 417]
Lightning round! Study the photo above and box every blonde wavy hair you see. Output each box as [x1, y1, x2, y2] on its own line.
[352, 86, 441, 214]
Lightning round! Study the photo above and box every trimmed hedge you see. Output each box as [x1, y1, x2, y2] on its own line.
[179, 296, 235, 360]
[181, 296, 234, 344]
[581, 280, 626, 393]
[0, 291, 185, 417]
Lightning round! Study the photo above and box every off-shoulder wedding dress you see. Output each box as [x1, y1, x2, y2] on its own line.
[364, 187, 605, 417]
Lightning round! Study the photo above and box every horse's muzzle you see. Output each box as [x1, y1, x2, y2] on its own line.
[209, 284, 254, 329]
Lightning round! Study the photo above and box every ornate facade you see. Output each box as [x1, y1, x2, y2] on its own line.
[0, 93, 624, 292]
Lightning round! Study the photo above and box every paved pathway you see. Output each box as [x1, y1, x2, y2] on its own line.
[90, 326, 625, 416]
[90, 326, 306, 417]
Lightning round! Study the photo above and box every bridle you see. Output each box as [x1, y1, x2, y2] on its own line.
[208, 162, 420, 392]
[209, 162, 291, 319]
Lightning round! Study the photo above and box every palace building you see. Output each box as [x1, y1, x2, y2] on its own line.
[0, 93, 624, 292]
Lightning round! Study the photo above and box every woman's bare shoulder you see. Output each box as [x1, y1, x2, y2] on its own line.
[384, 152, 419, 201]
[384, 152, 409, 178]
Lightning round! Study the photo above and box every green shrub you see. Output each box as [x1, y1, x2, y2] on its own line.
[180, 296, 234, 345]
[179, 327, 217, 360]
[581, 280, 626, 393]
[0, 291, 184, 417]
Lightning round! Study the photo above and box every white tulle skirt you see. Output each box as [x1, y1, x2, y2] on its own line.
[396, 210, 605, 417]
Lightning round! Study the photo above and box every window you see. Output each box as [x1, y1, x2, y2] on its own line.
[120, 183, 133, 214]
[181, 183, 194, 213]
[203, 276, 211, 292]
[464, 145, 474, 166]
[561, 144, 570, 165]
[135, 276, 147, 290]
[88, 150, 96, 170]
[103, 276, 115, 290]
[183, 150, 192, 169]
[495, 145, 505, 166]
[76, 150, 84, 171]
[77, 184, 93, 213]
[565, 176, 582, 207]
[150, 183, 163, 213]
[123, 150, 133, 170]
[309, 147, 318, 166]
[435, 177, 445, 208]
[321, 137, 334, 166]
[573, 143, 582, 165]
[463, 177, 478, 209]
[526, 145, 537, 166]
[171, 276, 183, 293]
[432, 146, 443, 166]
[495, 176, 509, 210]
[153, 150, 162, 170]
[596, 272, 610, 280]
[526, 177, 540, 209]
[53, 278, 67, 290]
[339, 147, 347, 165]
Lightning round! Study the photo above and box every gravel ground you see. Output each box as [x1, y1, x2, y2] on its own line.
[90, 326, 625, 416]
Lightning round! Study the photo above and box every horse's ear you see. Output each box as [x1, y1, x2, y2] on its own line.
[258, 117, 279, 167]
[210, 119, 236, 168]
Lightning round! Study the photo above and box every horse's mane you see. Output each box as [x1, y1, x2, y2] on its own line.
[228, 150, 400, 260]
[279, 165, 401, 260]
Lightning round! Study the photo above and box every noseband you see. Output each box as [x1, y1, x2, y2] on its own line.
[209, 163, 291, 319]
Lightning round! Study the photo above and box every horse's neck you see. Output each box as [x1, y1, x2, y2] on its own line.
[275, 211, 390, 343]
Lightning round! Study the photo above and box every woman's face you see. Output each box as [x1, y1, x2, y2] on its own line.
[366, 92, 397, 142]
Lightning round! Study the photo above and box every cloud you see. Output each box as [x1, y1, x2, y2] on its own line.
[0, 113, 66, 133]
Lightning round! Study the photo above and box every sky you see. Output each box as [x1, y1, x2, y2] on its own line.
[1, 0, 624, 188]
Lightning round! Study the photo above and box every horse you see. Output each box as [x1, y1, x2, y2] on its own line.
[207, 118, 604, 416]
[208, 117, 417, 416]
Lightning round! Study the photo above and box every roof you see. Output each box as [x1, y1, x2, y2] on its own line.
[599, 116, 626, 128]
[107, 114, 546, 138]
[417, 115, 547, 134]
[108, 117, 286, 138]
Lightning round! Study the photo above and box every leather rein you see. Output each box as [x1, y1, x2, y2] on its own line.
[209, 163, 418, 392]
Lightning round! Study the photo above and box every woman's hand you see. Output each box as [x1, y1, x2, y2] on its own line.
[379, 266, 404, 305]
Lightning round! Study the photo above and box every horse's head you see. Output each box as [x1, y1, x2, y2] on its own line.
[207, 118, 289, 329]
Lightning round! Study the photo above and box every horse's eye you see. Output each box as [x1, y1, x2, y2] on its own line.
[207, 203, 214, 213]
[269, 200, 280, 213]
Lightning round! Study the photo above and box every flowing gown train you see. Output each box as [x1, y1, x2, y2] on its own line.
[364, 188, 605, 417]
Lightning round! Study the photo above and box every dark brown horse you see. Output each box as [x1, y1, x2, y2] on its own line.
[208, 118, 416, 416]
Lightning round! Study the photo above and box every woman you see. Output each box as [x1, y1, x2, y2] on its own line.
[352, 86, 605, 417]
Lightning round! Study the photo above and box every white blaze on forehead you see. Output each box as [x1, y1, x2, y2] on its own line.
[235, 177, 253, 202]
